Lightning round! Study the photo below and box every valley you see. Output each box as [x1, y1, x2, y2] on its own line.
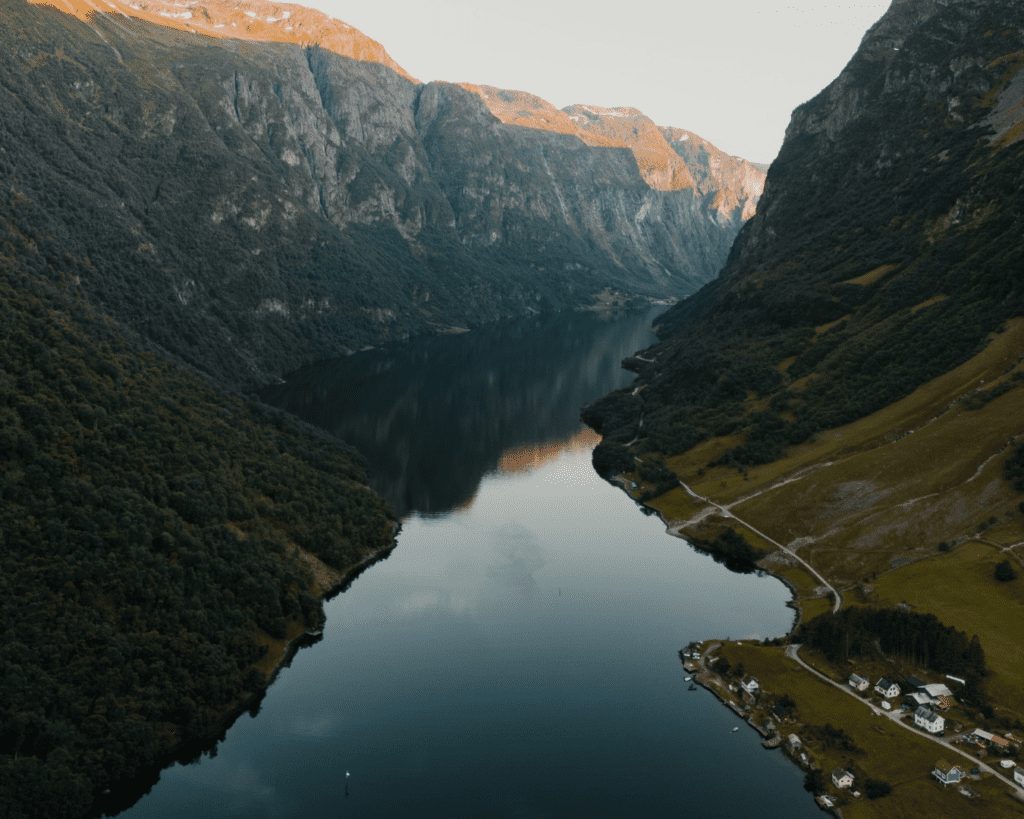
[0, 0, 767, 812]
[1, 0, 1022, 815]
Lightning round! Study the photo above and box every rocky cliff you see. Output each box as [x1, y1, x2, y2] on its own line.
[463, 85, 764, 224]
[587, 0, 1024, 468]
[3, 0, 763, 386]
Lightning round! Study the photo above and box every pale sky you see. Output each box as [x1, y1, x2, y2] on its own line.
[308, 0, 892, 164]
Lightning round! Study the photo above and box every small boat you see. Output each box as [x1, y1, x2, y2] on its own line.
[684, 676, 692, 682]
[688, 683, 697, 691]
[732, 727, 739, 733]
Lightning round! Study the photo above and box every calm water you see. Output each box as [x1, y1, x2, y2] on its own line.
[123, 308, 816, 817]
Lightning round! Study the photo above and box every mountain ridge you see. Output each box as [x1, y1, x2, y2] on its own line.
[587, 0, 1024, 468]
[460, 83, 765, 220]
[29, 0, 415, 79]
[3, 0, 765, 387]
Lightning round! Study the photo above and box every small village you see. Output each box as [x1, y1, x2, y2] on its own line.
[680, 641, 1024, 815]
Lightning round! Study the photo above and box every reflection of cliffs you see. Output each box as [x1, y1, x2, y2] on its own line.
[497, 429, 602, 475]
[263, 309, 658, 517]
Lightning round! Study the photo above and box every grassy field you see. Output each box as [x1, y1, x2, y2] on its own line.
[715, 643, 1024, 817]
[647, 485, 706, 523]
[655, 319, 1024, 591]
[867, 541, 1024, 719]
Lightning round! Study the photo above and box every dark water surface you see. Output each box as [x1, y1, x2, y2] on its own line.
[124, 308, 816, 817]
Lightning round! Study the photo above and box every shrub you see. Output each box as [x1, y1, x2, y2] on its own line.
[865, 779, 892, 799]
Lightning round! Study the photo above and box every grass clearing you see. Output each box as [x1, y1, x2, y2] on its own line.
[777, 355, 798, 373]
[911, 294, 950, 314]
[647, 486, 705, 522]
[842, 264, 899, 287]
[654, 319, 1024, 589]
[815, 315, 850, 336]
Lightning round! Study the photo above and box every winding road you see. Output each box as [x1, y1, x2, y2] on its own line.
[784, 644, 1024, 800]
[679, 481, 843, 613]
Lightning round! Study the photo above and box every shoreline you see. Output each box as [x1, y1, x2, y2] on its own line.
[615, 475, 1024, 814]
[90, 530, 400, 818]
[611, 475, 828, 808]
[614, 475, 804, 637]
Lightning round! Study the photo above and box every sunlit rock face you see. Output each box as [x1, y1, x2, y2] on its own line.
[464, 84, 766, 222]
[30, 0, 414, 78]
[6, 0, 764, 385]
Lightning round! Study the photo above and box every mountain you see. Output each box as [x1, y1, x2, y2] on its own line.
[585, 2, 1024, 804]
[0, 0, 765, 813]
[588, 0, 1024, 469]
[0, 241, 396, 816]
[35, 0, 414, 79]
[2, 0, 764, 387]
[462, 85, 765, 223]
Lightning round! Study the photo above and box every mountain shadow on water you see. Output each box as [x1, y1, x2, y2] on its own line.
[263, 308, 661, 517]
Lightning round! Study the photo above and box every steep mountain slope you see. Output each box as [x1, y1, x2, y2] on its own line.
[584, 3, 1024, 798]
[588, 0, 1024, 468]
[464, 84, 764, 223]
[578, 5, 1024, 810]
[0, 235, 395, 816]
[2, 0, 763, 387]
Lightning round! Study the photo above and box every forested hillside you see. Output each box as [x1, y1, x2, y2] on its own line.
[0, 209, 394, 816]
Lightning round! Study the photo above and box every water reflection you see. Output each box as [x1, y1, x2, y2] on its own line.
[125, 306, 819, 818]
[262, 308, 661, 517]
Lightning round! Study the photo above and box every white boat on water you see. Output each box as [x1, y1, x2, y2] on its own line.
[731, 727, 739, 733]
[684, 676, 692, 682]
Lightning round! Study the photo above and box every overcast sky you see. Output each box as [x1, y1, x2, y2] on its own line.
[308, 0, 892, 164]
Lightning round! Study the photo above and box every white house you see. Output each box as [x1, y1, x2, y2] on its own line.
[741, 678, 760, 695]
[831, 769, 855, 789]
[788, 734, 802, 750]
[914, 706, 946, 735]
[932, 760, 964, 786]
[848, 673, 870, 692]
[1014, 767, 1024, 788]
[875, 677, 901, 699]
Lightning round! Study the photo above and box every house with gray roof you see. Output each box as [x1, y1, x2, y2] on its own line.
[914, 706, 945, 735]
[932, 760, 963, 786]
